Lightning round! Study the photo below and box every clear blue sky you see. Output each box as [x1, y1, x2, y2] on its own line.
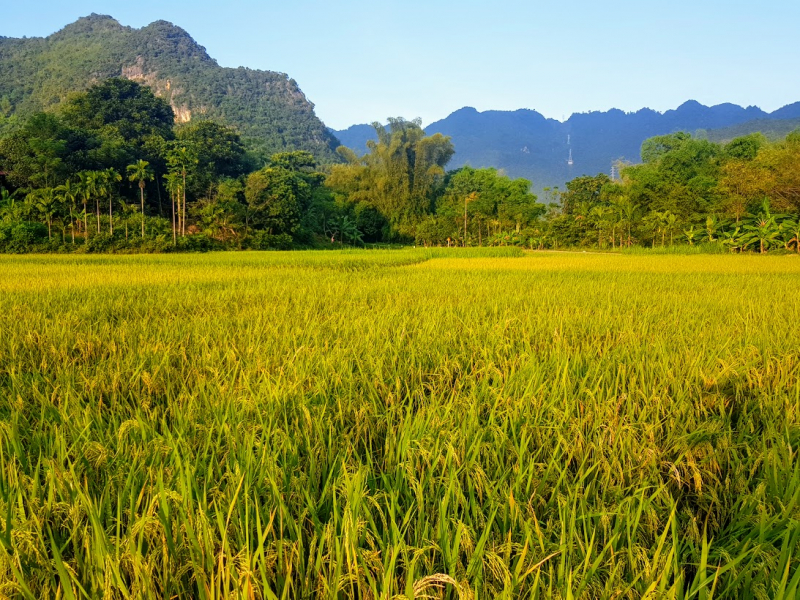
[3, 1, 799, 130]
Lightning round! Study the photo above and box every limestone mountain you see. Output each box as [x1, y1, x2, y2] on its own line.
[334, 101, 800, 192]
[0, 14, 340, 161]
[705, 116, 800, 143]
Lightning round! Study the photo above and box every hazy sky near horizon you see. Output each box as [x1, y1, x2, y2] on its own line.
[3, 1, 799, 130]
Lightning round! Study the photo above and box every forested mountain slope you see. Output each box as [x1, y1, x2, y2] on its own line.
[0, 14, 340, 161]
[706, 116, 800, 143]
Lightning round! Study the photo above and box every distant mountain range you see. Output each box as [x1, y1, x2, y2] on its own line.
[333, 101, 800, 191]
[0, 14, 340, 161]
[705, 116, 800, 143]
[3, 15, 798, 186]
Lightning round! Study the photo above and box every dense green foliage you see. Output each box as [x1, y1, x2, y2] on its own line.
[416, 166, 544, 246]
[3, 74, 800, 254]
[541, 130, 800, 252]
[0, 251, 798, 598]
[328, 119, 543, 242]
[1, 86, 545, 251]
[0, 79, 344, 252]
[328, 118, 456, 238]
[0, 14, 339, 161]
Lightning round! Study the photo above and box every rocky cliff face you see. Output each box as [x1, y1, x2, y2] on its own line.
[0, 14, 341, 161]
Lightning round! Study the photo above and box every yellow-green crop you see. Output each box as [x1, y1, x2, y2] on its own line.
[0, 249, 798, 599]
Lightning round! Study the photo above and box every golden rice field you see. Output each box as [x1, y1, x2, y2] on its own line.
[0, 249, 799, 599]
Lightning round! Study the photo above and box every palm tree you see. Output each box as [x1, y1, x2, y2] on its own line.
[78, 171, 100, 238]
[127, 160, 154, 238]
[641, 212, 661, 248]
[0, 187, 20, 223]
[589, 205, 611, 248]
[28, 187, 59, 240]
[100, 168, 122, 236]
[56, 180, 79, 244]
[164, 171, 181, 245]
[618, 198, 640, 247]
[75, 206, 89, 240]
[167, 145, 198, 237]
[463, 191, 478, 247]
[93, 173, 104, 234]
[77, 171, 97, 237]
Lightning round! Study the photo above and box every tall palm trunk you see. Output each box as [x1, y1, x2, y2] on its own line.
[182, 170, 187, 237]
[109, 195, 114, 235]
[96, 199, 101, 234]
[140, 183, 145, 238]
[463, 197, 468, 247]
[172, 190, 177, 246]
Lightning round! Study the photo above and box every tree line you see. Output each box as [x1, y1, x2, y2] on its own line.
[544, 131, 800, 252]
[0, 79, 545, 252]
[2, 77, 799, 253]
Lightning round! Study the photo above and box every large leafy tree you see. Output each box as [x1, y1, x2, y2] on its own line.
[60, 78, 175, 180]
[626, 134, 724, 219]
[191, 178, 245, 243]
[176, 121, 249, 197]
[0, 113, 93, 190]
[62, 78, 174, 145]
[434, 167, 544, 245]
[640, 132, 693, 164]
[328, 118, 454, 238]
[244, 151, 323, 238]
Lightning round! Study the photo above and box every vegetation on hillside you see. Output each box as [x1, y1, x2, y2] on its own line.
[0, 93, 544, 251]
[0, 14, 340, 161]
[705, 116, 800, 143]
